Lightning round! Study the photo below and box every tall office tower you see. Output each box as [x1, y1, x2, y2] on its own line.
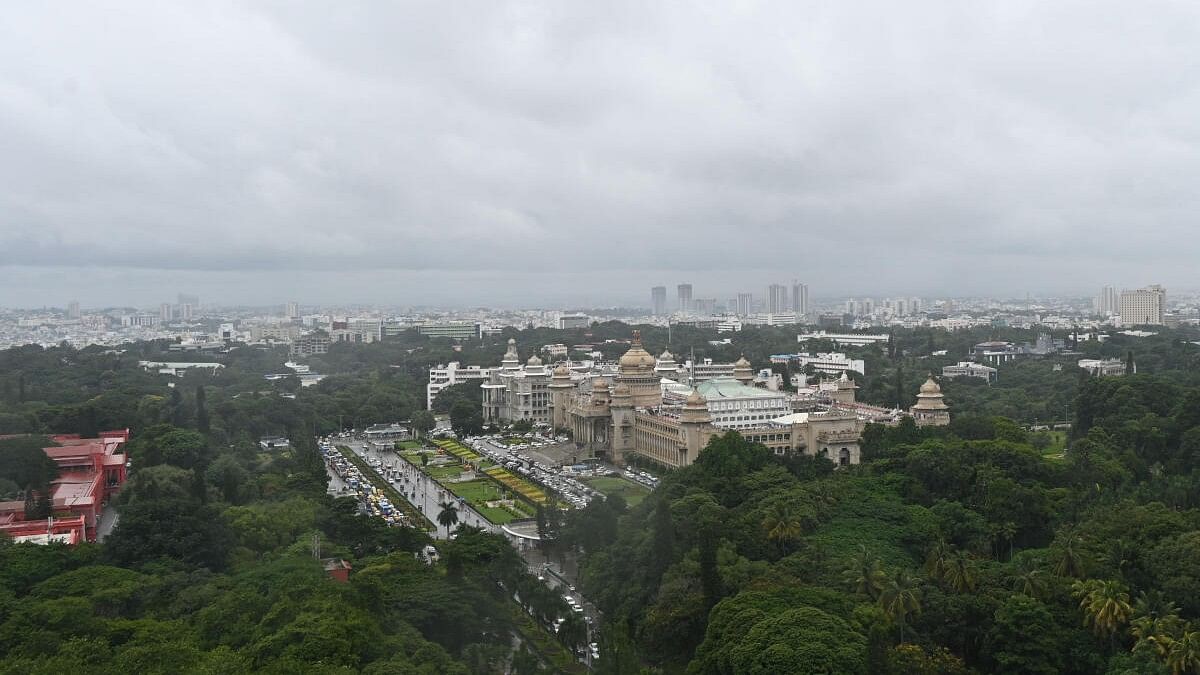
[895, 298, 909, 316]
[767, 284, 789, 314]
[845, 299, 859, 316]
[694, 298, 717, 314]
[791, 281, 809, 316]
[285, 301, 299, 319]
[180, 303, 195, 320]
[651, 286, 667, 316]
[736, 293, 754, 316]
[910, 298, 922, 315]
[862, 298, 875, 315]
[677, 284, 693, 312]
[66, 301, 80, 319]
[1095, 286, 1119, 315]
[159, 303, 172, 322]
[1119, 285, 1166, 325]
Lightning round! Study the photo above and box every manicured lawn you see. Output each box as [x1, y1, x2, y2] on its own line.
[585, 476, 651, 507]
[442, 479, 520, 525]
[396, 440, 423, 450]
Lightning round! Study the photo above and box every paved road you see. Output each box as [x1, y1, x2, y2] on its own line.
[341, 440, 497, 539]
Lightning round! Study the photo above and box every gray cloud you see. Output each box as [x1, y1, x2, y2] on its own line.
[1, 1, 1199, 307]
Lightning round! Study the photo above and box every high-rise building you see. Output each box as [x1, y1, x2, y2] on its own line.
[736, 293, 754, 317]
[1095, 286, 1119, 316]
[66, 301, 80, 319]
[180, 303, 195, 320]
[767, 284, 789, 314]
[694, 298, 717, 314]
[677, 284, 693, 312]
[791, 281, 809, 316]
[1119, 285, 1166, 326]
[285, 301, 299, 319]
[845, 299, 859, 316]
[159, 303, 172, 322]
[651, 286, 667, 316]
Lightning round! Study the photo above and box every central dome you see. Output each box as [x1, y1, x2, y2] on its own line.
[618, 331, 655, 371]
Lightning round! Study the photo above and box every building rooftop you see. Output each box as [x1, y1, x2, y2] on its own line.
[696, 376, 781, 400]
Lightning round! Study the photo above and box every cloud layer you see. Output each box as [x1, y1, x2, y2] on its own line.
[2, 1, 1199, 306]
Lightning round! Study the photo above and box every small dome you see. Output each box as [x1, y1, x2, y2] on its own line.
[734, 355, 752, 368]
[593, 378, 609, 390]
[685, 389, 707, 407]
[527, 354, 543, 367]
[553, 364, 570, 377]
[919, 377, 941, 394]
[507, 338, 516, 345]
[659, 349, 674, 360]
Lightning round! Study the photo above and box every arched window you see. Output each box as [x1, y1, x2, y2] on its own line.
[839, 447, 851, 467]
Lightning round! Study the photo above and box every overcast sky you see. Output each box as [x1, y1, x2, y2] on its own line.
[2, 1, 1199, 309]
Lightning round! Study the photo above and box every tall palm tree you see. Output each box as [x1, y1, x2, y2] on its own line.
[942, 551, 978, 593]
[1073, 579, 1133, 639]
[843, 545, 886, 600]
[762, 502, 804, 554]
[924, 540, 954, 582]
[1165, 630, 1200, 675]
[879, 569, 922, 643]
[437, 501, 459, 536]
[1054, 531, 1088, 578]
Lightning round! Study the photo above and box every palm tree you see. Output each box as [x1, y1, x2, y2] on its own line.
[1131, 591, 1184, 661]
[843, 545, 886, 600]
[762, 502, 804, 554]
[1073, 579, 1133, 640]
[998, 521, 1018, 561]
[879, 569, 922, 643]
[1011, 556, 1048, 599]
[437, 501, 459, 536]
[924, 540, 954, 581]
[942, 551, 978, 593]
[1165, 630, 1200, 675]
[1054, 531, 1088, 578]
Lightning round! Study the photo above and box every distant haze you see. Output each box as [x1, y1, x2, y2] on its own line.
[2, 2, 1199, 307]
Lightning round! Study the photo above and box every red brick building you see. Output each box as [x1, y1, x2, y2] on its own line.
[0, 430, 129, 544]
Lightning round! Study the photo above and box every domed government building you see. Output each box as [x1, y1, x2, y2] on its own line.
[478, 332, 950, 469]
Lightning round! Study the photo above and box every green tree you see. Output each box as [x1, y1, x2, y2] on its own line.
[437, 501, 460, 537]
[1073, 578, 1133, 640]
[988, 594, 1062, 675]
[410, 410, 435, 439]
[761, 501, 804, 555]
[844, 545, 886, 601]
[878, 569, 922, 642]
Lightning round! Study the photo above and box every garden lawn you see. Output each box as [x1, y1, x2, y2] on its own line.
[584, 476, 651, 507]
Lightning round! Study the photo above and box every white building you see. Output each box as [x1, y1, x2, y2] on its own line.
[1119, 285, 1166, 326]
[797, 331, 889, 347]
[427, 362, 495, 409]
[1078, 358, 1129, 376]
[559, 314, 590, 329]
[771, 352, 865, 376]
[139, 361, 225, 377]
[942, 361, 998, 383]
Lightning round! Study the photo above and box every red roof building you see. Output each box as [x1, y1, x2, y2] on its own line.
[0, 430, 129, 544]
